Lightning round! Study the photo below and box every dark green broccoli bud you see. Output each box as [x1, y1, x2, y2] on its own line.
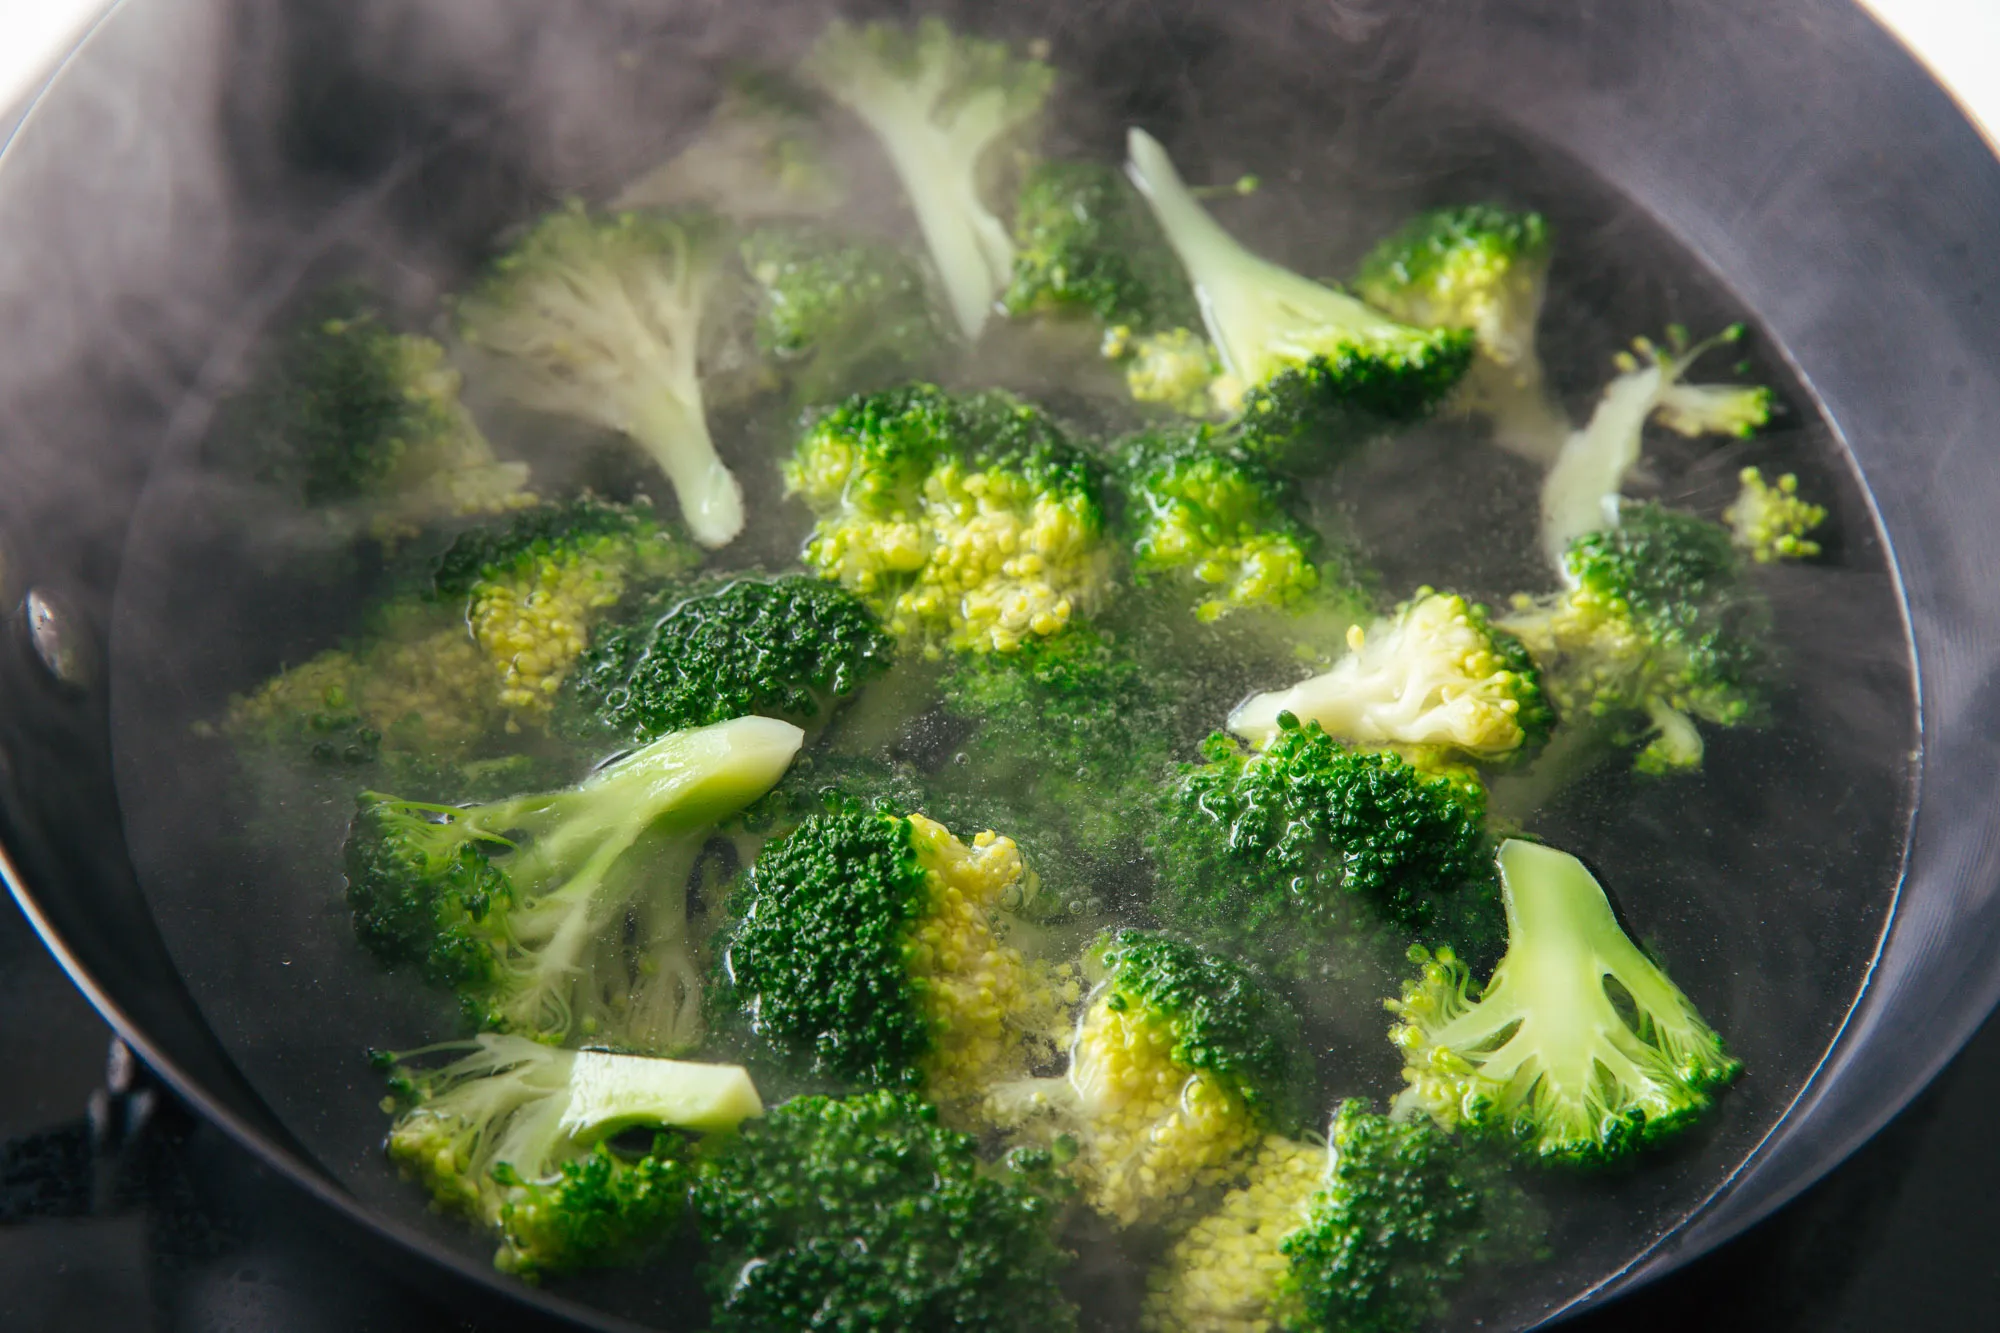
[694, 1090, 1076, 1333]
[740, 224, 950, 404]
[1002, 158, 1198, 333]
[1389, 839, 1742, 1165]
[561, 575, 893, 743]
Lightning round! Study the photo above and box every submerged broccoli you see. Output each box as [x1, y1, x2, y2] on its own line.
[616, 72, 845, 220]
[1124, 130, 1473, 469]
[785, 383, 1113, 653]
[561, 575, 893, 744]
[1725, 466, 1826, 564]
[1003, 158, 1199, 334]
[694, 1090, 1077, 1333]
[720, 802, 1075, 1108]
[455, 203, 746, 548]
[986, 930, 1306, 1226]
[1103, 324, 1225, 417]
[1142, 1101, 1535, 1333]
[377, 1034, 762, 1278]
[804, 18, 1053, 339]
[1388, 839, 1742, 1165]
[1230, 589, 1553, 769]
[1355, 205, 1566, 464]
[345, 716, 802, 1052]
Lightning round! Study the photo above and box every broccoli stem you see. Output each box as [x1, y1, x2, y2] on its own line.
[1537, 358, 1664, 572]
[556, 1048, 764, 1139]
[627, 381, 743, 549]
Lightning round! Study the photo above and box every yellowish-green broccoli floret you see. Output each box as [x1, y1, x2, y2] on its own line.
[616, 71, 845, 220]
[1725, 466, 1826, 563]
[1102, 324, 1225, 416]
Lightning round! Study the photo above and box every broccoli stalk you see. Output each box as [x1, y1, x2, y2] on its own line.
[804, 18, 1054, 339]
[1388, 839, 1742, 1165]
[345, 716, 803, 1051]
[455, 203, 745, 548]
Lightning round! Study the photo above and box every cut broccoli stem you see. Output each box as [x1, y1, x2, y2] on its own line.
[626, 381, 743, 552]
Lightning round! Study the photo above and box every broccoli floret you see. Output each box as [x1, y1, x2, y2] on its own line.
[1142, 1102, 1536, 1333]
[1151, 719, 1495, 966]
[1115, 423, 1322, 622]
[1725, 466, 1826, 564]
[1354, 205, 1567, 464]
[1124, 130, 1473, 469]
[455, 203, 746, 548]
[1499, 503, 1762, 774]
[616, 72, 845, 220]
[377, 1033, 762, 1278]
[720, 803, 1075, 1108]
[804, 18, 1054, 339]
[694, 1090, 1077, 1333]
[1102, 324, 1224, 417]
[1539, 325, 1775, 569]
[1388, 838, 1742, 1165]
[740, 224, 950, 404]
[986, 930, 1306, 1226]
[1003, 158, 1199, 333]
[1229, 589, 1553, 768]
[345, 716, 803, 1051]
[561, 575, 893, 744]
[785, 384, 1113, 653]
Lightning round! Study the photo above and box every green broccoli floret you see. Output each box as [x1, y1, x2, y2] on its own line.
[784, 383, 1113, 653]
[1539, 325, 1774, 569]
[1115, 423, 1322, 621]
[694, 1090, 1077, 1333]
[1500, 503, 1762, 773]
[740, 224, 950, 404]
[616, 71, 845, 220]
[1124, 130, 1473, 470]
[345, 715, 803, 1051]
[1142, 1102, 1537, 1333]
[1003, 158, 1198, 333]
[1388, 839, 1742, 1165]
[1725, 466, 1826, 564]
[1151, 719, 1495, 966]
[1354, 205, 1567, 464]
[720, 802, 1074, 1109]
[377, 1033, 762, 1278]
[455, 202, 746, 548]
[561, 575, 893, 744]
[1229, 588, 1553, 768]
[1102, 324, 1224, 417]
[986, 930, 1305, 1226]
[803, 18, 1053, 339]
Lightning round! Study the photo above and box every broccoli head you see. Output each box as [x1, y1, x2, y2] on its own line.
[1725, 466, 1826, 564]
[720, 802, 1076, 1108]
[345, 715, 803, 1051]
[1003, 158, 1199, 333]
[455, 202, 746, 548]
[616, 71, 845, 220]
[1388, 839, 1742, 1165]
[694, 1090, 1077, 1333]
[1124, 130, 1473, 470]
[804, 17, 1053, 339]
[1230, 588, 1553, 768]
[785, 383, 1113, 653]
[377, 1033, 762, 1277]
[1102, 324, 1224, 417]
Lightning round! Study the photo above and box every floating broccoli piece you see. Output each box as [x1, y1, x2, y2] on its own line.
[740, 224, 950, 404]
[1725, 466, 1826, 563]
[1102, 324, 1224, 417]
[804, 17, 1053, 339]
[377, 1033, 762, 1278]
[694, 1090, 1077, 1333]
[1354, 205, 1566, 464]
[986, 930, 1306, 1226]
[1003, 158, 1198, 333]
[785, 383, 1113, 653]
[1500, 503, 1762, 774]
[1388, 839, 1742, 1165]
[1539, 325, 1774, 570]
[455, 203, 746, 548]
[345, 716, 802, 1051]
[1230, 589, 1553, 768]
[562, 575, 893, 744]
[1124, 130, 1473, 470]
[616, 72, 845, 220]
[720, 802, 1075, 1108]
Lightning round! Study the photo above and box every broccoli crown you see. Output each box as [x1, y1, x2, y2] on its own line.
[563, 575, 893, 742]
[1388, 840, 1742, 1166]
[740, 224, 949, 403]
[1724, 466, 1826, 564]
[430, 495, 693, 598]
[786, 384, 1112, 652]
[490, 1138, 694, 1279]
[1230, 588, 1553, 765]
[694, 1090, 1076, 1333]
[1103, 324, 1223, 417]
[616, 72, 845, 220]
[1116, 423, 1321, 621]
[1232, 341, 1474, 473]
[1353, 205, 1552, 368]
[1151, 719, 1494, 953]
[1003, 158, 1199, 333]
[346, 792, 514, 989]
